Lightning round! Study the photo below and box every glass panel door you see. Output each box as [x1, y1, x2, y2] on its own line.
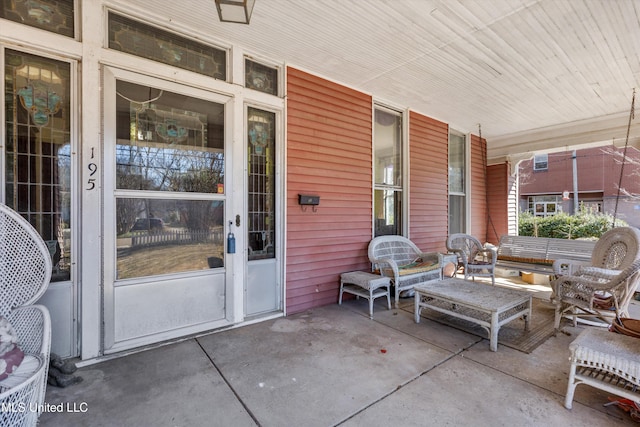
[104, 74, 230, 353]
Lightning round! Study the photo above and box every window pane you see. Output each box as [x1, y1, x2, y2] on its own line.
[108, 13, 226, 80]
[449, 132, 465, 193]
[374, 109, 402, 187]
[374, 189, 401, 236]
[4, 50, 72, 282]
[247, 107, 276, 260]
[449, 195, 465, 235]
[116, 81, 224, 193]
[116, 198, 224, 279]
[534, 154, 548, 171]
[245, 59, 278, 96]
[0, 0, 74, 37]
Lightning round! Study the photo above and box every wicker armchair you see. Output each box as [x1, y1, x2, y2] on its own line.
[446, 233, 497, 285]
[552, 258, 640, 329]
[0, 204, 52, 426]
[553, 226, 640, 276]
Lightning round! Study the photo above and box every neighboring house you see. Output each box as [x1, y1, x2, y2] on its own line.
[518, 146, 640, 228]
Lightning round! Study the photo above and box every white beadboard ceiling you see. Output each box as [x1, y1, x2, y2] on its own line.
[120, 0, 640, 161]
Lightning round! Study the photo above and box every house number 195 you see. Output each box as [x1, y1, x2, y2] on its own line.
[87, 147, 98, 190]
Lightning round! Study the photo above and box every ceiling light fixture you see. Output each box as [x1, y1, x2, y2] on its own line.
[214, 0, 255, 24]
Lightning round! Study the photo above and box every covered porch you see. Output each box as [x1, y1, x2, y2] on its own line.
[40, 275, 639, 426]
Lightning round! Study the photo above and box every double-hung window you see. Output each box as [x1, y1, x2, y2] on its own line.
[448, 130, 466, 234]
[373, 106, 403, 236]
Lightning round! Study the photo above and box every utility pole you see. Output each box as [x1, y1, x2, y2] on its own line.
[572, 150, 579, 214]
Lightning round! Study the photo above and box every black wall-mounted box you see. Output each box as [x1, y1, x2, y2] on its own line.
[298, 194, 320, 206]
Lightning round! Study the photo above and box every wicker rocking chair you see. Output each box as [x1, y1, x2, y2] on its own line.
[446, 233, 497, 285]
[0, 204, 52, 426]
[551, 227, 640, 328]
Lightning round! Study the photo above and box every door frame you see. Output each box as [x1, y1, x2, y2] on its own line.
[101, 66, 238, 353]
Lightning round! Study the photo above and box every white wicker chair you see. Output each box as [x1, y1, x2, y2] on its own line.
[551, 227, 640, 328]
[0, 204, 52, 426]
[446, 233, 497, 285]
[552, 226, 640, 276]
[552, 258, 640, 329]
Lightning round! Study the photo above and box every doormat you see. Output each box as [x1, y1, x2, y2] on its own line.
[404, 298, 562, 354]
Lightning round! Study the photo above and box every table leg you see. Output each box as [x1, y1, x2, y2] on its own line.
[524, 298, 532, 331]
[369, 288, 374, 320]
[414, 293, 421, 323]
[490, 312, 499, 352]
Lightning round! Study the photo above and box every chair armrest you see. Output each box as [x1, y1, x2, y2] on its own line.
[553, 268, 623, 294]
[371, 257, 400, 279]
[6, 305, 51, 357]
[553, 259, 590, 276]
[574, 266, 621, 280]
[418, 252, 443, 266]
[477, 247, 497, 266]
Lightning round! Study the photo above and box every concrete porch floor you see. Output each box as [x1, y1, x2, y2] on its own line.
[40, 276, 639, 426]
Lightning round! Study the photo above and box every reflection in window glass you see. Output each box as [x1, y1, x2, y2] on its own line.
[115, 81, 224, 193]
[116, 198, 224, 279]
[374, 189, 402, 236]
[374, 109, 402, 187]
[448, 132, 465, 194]
[449, 195, 465, 235]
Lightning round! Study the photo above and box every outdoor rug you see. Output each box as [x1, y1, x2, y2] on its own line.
[402, 297, 562, 354]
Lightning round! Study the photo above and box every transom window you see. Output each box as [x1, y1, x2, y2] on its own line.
[108, 12, 226, 80]
[245, 59, 278, 96]
[0, 0, 75, 38]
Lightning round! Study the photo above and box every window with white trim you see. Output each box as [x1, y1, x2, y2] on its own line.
[534, 154, 548, 171]
[448, 130, 466, 234]
[373, 106, 403, 236]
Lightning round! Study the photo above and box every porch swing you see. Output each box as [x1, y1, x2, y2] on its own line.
[551, 89, 640, 329]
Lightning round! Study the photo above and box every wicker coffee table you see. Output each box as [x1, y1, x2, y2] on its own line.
[414, 278, 532, 351]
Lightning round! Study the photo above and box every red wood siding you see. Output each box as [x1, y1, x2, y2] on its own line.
[408, 111, 448, 252]
[470, 134, 488, 242]
[286, 67, 373, 314]
[486, 162, 510, 245]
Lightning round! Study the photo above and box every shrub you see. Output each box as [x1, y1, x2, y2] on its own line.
[518, 211, 628, 239]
